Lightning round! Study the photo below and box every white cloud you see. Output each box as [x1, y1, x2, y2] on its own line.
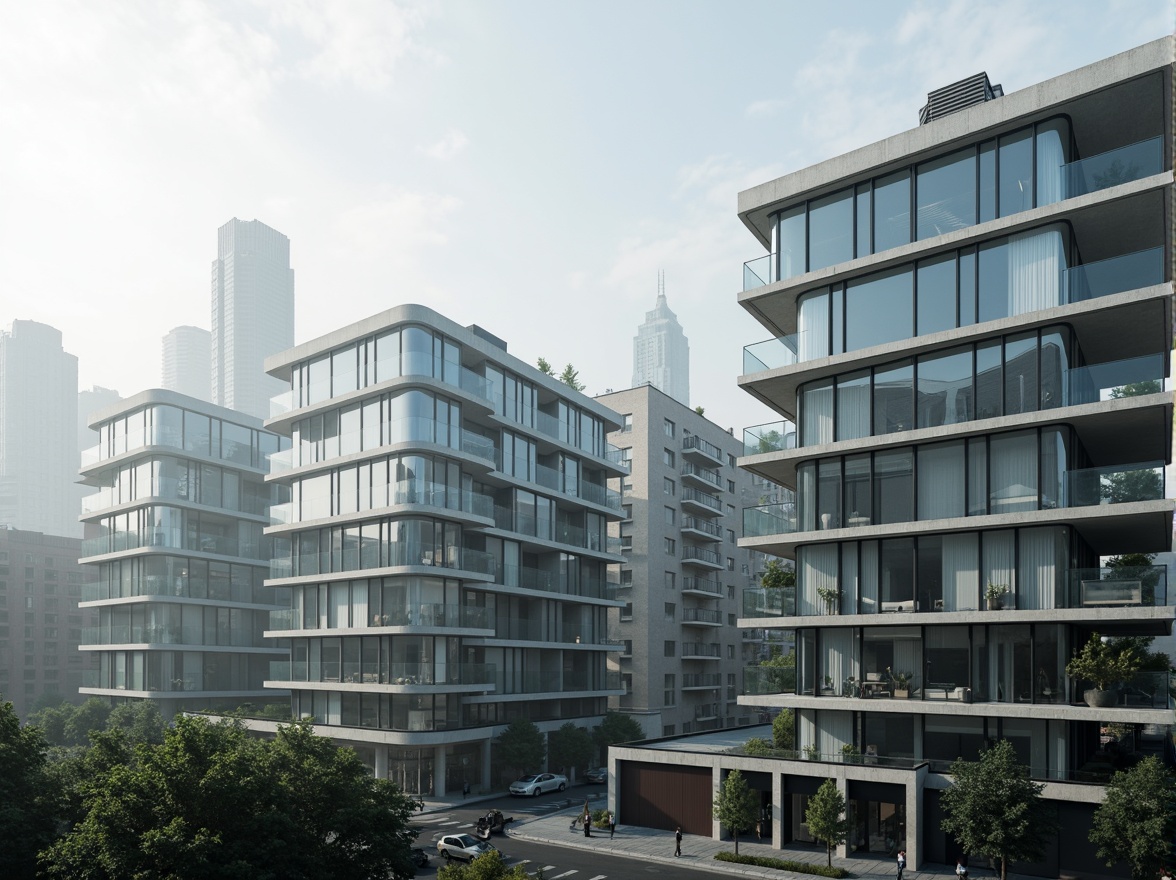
[421, 129, 469, 160]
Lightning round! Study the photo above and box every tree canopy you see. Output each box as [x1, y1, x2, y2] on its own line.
[713, 769, 759, 855]
[0, 698, 59, 880]
[493, 718, 546, 780]
[535, 357, 555, 377]
[1090, 756, 1176, 880]
[438, 850, 530, 879]
[559, 364, 585, 392]
[39, 715, 420, 880]
[805, 778, 848, 866]
[593, 711, 644, 759]
[940, 740, 1055, 880]
[548, 722, 595, 778]
[771, 709, 795, 751]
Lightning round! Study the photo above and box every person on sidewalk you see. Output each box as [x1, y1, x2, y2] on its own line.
[896, 849, 906, 880]
[956, 856, 968, 880]
[674, 827, 682, 857]
[608, 810, 616, 839]
[583, 810, 592, 838]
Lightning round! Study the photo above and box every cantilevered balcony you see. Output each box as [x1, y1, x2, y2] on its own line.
[267, 660, 498, 691]
[681, 434, 724, 466]
[681, 607, 723, 627]
[681, 487, 723, 516]
[681, 544, 724, 570]
[680, 462, 722, 490]
[682, 576, 724, 598]
[681, 641, 721, 660]
[682, 673, 722, 690]
[681, 515, 722, 542]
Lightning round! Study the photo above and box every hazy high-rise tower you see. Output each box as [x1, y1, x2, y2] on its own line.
[211, 218, 295, 419]
[0, 320, 80, 537]
[162, 325, 211, 401]
[632, 272, 690, 405]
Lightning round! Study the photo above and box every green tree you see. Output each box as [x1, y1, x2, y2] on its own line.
[40, 716, 420, 880]
[0, 698, 60, 880]
[805, 778, 848, 866]
[559, 364, 585, 392]
[1106, 552, 1164, 605]
[759, 648, 797, 694]
[106, 701, 166, 746]
[940, 740, 1056, 880]
[593, 711, 644, 760]
[549, 722, 595, 778]
[1090, 756, 1176, 879]
[494, 718, 546, 780]
[760, 558, 796, 589]
[743, 737, 773, 756]
[536, 357, 555, 377]
[64, 698, 112, 747]
[713, 769, 759, 855]
[438, 849, 531, 879]
[1109, 379, 1163, 398]
[771, 709, 796, 751]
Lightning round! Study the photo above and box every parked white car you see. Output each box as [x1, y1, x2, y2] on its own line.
[436, 833, 496, 862]
[508, 772, 568, 796]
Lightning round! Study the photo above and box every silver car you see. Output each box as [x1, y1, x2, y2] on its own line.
[437, 833, 496, 862]
[508, 772, 568, 796]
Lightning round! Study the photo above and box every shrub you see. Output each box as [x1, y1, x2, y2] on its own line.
[715, 851, 849, 877]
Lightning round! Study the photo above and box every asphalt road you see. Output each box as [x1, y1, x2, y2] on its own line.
[410, 788, 722, 880]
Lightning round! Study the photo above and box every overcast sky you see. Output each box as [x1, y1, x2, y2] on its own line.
[1, 1, 1171, 433]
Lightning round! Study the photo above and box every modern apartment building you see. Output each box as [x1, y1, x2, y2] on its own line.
[0, 320, 81, 537]
[77, 390, 288, 719]
[211, 218, 295, 420]
[162, 325, 212, 402]
[597, 383, 791, 738]
[259, 304, 627, 795]
[632, 278, 691, 406]
[606, 39, 1174, 879]
[0, 529, 96, 718]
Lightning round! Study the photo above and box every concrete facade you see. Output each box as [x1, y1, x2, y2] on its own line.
[597, 384, 791, 738]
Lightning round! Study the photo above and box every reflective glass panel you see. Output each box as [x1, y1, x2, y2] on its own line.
[845, 268, 912, 352]
[999, 130, 1034, 217]
[873, 362, 913, 436]
[809, 189, 853, 272]
[873, 171, 911, 252]
[778, 205, 806, 280]
[1003, 333, 1038, 416]
[836, 372, 871, 441]
[917, 347, 973, 428]
[975, 342, 1002, 420]
[873, 450, 913, 525]
[916, 148, 976, 239]
[978, 141, 996, 222]
[916, 254, 956, 336]
[978, 239, 1010, 323]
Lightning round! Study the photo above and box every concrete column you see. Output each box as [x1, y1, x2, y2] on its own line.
[772, 771, 784, 849]
[374, 745, 388, 780]
[835, 772, 850, 859]
[712, 765, 723, 839]
[434, 745, 447, 797]
[906, 766, 926, 868]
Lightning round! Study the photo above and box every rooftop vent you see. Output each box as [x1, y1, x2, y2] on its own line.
[919, 72, 1003, 125]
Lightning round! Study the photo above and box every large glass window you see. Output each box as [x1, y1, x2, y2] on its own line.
[778, 205, 806, 281]
[873, 171, 911, 253]
[999, 130, 1034, 217]
[918, 442, 965, 520]
[916, 254, 956, 336]
[872, 362, 913, 436]
[917, 347, 973, 428]
[846, 268, 912, 352]
[809, 190, 853, 271]
[916, 148, 976, 239]
[836, 372, 871, 441]
[873, 450, 912, 525]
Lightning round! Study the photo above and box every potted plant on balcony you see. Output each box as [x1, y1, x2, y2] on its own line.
[1066, 632, 1141, 708]
[816, 585, 840, 615]
[985, 582, 1009, 610]
[891, 671, 914, 699]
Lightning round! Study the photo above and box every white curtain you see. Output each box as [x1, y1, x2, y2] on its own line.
[1008, 229, 1063, 315]
[860, 541, 879, 614]
[800, 544, 838, 616]
[822, 629, 853, 693]
[918, 443, 965, 519]
[798, 292, 830, 361]
[1018, 527, 1062, 610]
[837, 380, 872, 441]
[1037, 128, 1065, 205]
[942, 533, 978, 611]
[841, 543, 859, 613]
[802, 382, 834, 446]
[893, 633, 922, 690]
[983, 531, 1016, 604]
[798, 710, 817, 752]
[990, 431, 1038, 514]
[817, 710, 853, 755]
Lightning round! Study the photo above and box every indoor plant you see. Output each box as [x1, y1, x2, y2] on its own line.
[891, 670, 914, 698]
[1066, 632, 1141, 707]
[816, 584, 840, 615]
[985, 582, 1009, 610]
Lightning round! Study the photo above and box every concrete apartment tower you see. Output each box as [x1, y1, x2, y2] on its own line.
[597, 383, 791, 738]
[211, 218, 295, 420]
[632, 273, 690, 406]
[162, 325, 212, 402]
[257, 304, 627, 795]
[604, 39, 1173, 878]
[0, 320, 80, 537]
[77, 390, 288, 718]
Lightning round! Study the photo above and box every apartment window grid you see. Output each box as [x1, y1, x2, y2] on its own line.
[620, 602, 633, 621]
[664, 674, 677, 706]
[621, 414, 633, 433]
[664, 640, 675, 657]
[664, 506, 676, 525]
[727, 644, 735, 659]
[727, 557, 735, 571]
[663, 449, 675, 467]
[664, 419, 675, 438]
[664, 537, 676, 554]
[664, 477, 676, 496]
[727, 479, 736, 493]
[622, 504, 632, 520]
[664, 602, 676, 621]
[664, 571, 676, 589]
[663, 725, 676, 736]
[620, 570, 633, 586]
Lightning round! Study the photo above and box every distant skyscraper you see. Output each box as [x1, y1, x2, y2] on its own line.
[78, 386, 122, 456]
[162, 325, 211, 401]
[211, 218, 295, 419]
[0, 320, 80, 537]
[632, 272, 690, 406]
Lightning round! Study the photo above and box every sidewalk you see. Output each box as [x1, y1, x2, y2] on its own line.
[508, 803, 988, 880]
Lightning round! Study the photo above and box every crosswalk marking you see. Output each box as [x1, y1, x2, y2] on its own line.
[541, 866, 556, 872]
[458, 822, 474, 828]
[549, 871, 578, 879]
[437, 820, 461, 826]
[586, 875, 606, 880]
[414, 815, 450, 824]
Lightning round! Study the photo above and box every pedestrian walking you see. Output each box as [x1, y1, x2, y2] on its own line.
[674, 826, 683, 857]
[462, 780, 470, 799]
[583, 810, 592, 838]
[608, 810, 616, 838]
[896, 849, 906, 880]
[956, 856, 968, 880]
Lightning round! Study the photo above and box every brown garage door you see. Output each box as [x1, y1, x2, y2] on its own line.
[618, 761, 712, 836]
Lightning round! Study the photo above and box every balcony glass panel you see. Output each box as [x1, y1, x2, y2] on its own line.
[1067, 565, 1167, 607]
[1064, 247, 1164, 302]
[743, 587, 797, 619]
[743, 421, 797, 455]
[744, 502, 798, 538]
[1063, 136, 1163, 199]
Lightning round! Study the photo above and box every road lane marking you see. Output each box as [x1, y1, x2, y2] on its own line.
[550, 871, 579, 879]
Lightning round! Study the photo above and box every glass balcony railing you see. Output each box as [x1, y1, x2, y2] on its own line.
[1062, 136, 1164, 199]
[743, 253, 775, 292]
[1064, 247, 1164, 302]
[81, 625, 257, 647]
[268, 661, 497, 687]
[743, 502, 799, 538]
[743, 334, 803, 373]
[488, 669, 620, 695]
[743, 420, 798, 455]
[267, 604, 494, 631]
[269, 542, 497, 580]
[743, 586, 797, 618]
[1065, 460, 1165, 507]
[1065, 353, 1166, 405]
[1065, 565, 1167, 608]
[743, 664, 797, 696]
